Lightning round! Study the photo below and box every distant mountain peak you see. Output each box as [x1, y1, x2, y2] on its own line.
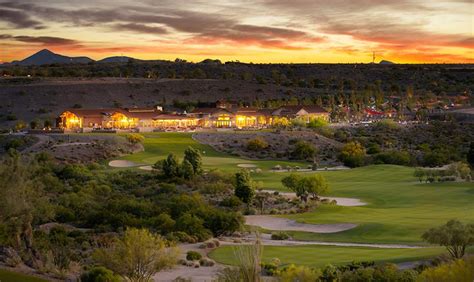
[379, 60, 395, 65]
[9, 49, 93, 66]
[37, 49, 54, 54]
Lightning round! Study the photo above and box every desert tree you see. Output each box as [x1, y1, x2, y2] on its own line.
[422, 220, 474, 259]
[183, 146, 203, 175]
[94, 228, 178, 282]
[234, 169, 255, 206]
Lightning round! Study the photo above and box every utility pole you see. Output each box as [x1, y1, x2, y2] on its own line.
[372, 51, 376, 64]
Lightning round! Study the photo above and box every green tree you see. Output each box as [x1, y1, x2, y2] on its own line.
[422, 220, 474, 259]
[94, 228, 178, 282]
[181, 159, 194, 180]
[162, 153, 180, 178]
[281, 174, 307, 202]
[282, 174, 329, 202]
[339, 141, 366, 167]
[302, 174, 329, 200]
[234, 170, 255, 205]
[183, 146, 203, 175]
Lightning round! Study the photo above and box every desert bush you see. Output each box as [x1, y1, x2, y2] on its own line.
[278, 264, 322, 282]
[246, 137, 269, 151]
[220, 196, 243, 208]
[186, 251, 202, 261]
[339, 141, 366, 167]
[166, 232, 197, 243]
[80, 266, 121, 282]
[418, 256, 474, 282]
[125, 133, 144, 144]
[199, 258, 215, 267]
[373, 150, 412, 165]
[290, 140, 317, 160]
[271, 232, 290, 240]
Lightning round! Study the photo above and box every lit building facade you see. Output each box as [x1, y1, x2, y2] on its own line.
[57, 104, 329, 132]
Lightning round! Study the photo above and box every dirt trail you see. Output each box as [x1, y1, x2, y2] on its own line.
[22, 134, 53, 153]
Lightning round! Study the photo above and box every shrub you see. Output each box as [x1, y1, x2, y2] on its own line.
[125, 133, 144, 144]
[80, 266, 121, 282]
[373, 150, 412, 165]
[199, 258, 215, 267]
[247, 137, 269, 151]
[279, 264, 322, 282]
[290, 140, 317, 160]
[220, 195, 243, 208]
[166, 231, 197, 243]
[307, 118, 328, 129]
[339, 141, 366, 168]
[418, 257, 474, 282]
[261, 262, 279, 276]
[271, 232, 290, 240]
[200, 182, 229, 194]
[186, 251, 202, 261]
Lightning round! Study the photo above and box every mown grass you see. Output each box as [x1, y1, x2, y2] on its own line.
[209, 245, 445, 268]
[117, 133, 474, 265]
[0, 269, 48, 282]
[269, 165, 474, 244]
[120, 133, 474, 245]
[120, 132, 306, 171]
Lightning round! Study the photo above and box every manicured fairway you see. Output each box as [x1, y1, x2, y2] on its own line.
[120, 132, 306, 171]
[0, 269, 48, 282]
[118, 132, 474, 265]
[209, 245, 445, 268]
[274, 165, 474, 244]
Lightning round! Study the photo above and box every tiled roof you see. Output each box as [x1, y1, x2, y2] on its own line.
[276, 105, 328, 115]
[190, 108, 233, 114]
[63, 108, 119, 117]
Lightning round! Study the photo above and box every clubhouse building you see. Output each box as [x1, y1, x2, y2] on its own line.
[57, 104, 329, 132]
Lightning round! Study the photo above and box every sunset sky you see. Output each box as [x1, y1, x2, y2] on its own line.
[0, 0, 473, 63]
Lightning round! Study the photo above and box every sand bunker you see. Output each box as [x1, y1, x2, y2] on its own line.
[262, 190, 366, 206]
[139, 165, 154, 171]
[237, 163, 257, 168]
[108, 160, 140, 168]
[245, 215, 356, 233]
[323, 197, 366, 206]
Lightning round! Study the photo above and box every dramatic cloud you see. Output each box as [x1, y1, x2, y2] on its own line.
[112, 23, 168, 34]
[0, 0, 472, 63]
[0, 8, 44, 29]
[0, 34, 80, 45]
